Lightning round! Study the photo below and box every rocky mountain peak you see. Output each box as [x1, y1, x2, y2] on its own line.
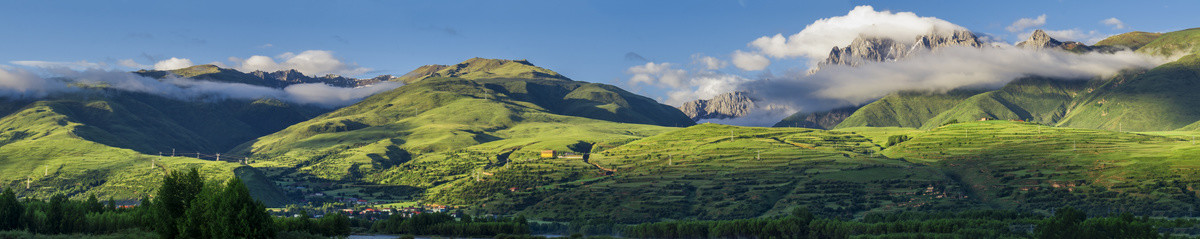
[1017, 29, 1063, 50]
[678, 92, 756, 121]
[819, 30, 983, 68]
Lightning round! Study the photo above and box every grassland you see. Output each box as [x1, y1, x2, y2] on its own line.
[883, 120, 1200, 216]
[438, 124, 969, 223]
[0, 99, 286, 204]
[236, 60, 693, 206]
[833, 89, 985, 129]
[436, 120, 1200, 222]
[1095, 31, 1164, 50]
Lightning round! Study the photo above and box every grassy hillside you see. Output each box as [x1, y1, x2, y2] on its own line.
[446, 124, 967, 222]
[395, 58, 570, 84]
[0, 100, 287, 205]
[883, 120, 1200, 216]
[1095, 31, 1164, 50]
[772, 105, 860, 129]
[22, 91, 325, 155]
[833, 89, 983, 129]
[921, 77, 1088, 129]
[236, 72, 690, 205]
[1136, 28, 1200, 56]
[0, 69, 328, 205]
[1056, 55, 1200, 131]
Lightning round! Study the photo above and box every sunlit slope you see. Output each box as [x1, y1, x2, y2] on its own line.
[1135, 28, 1200, 56]
[833, 89, 984, 129]
[394, 58, 570, 83]
[0, 101, 286, 205]
[1095, 31, 1164, 50]
[237, 76, 678, 188]
[883, 120, 1200, 216]
[921, 77, 1087, 129]
[461, 124, 968, 223]
[1055, 55, 1200, 131]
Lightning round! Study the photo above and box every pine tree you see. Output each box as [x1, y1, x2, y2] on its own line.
[0, 188, 22, 230]
[154, 169, 204, 239]
[85, 194, 103, 213]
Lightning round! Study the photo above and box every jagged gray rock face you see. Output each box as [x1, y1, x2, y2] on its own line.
[1016, 29, 1063, 50]
[823, 37, 908, 66]
[679, 92, 756, 121]
[820, 29, 983, 67]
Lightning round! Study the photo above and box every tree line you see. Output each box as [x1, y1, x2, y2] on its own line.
[622, 207, 1172, 239]
[0, 169, 350, 238]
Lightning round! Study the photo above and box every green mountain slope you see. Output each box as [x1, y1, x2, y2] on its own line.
[1095, 31, 1164, 50]
[772, 105, 860, 129]
[22, 91, 325, 155]
[921, 77, 1088, 129]
[0, 100, 288, 205]
[1056, 55, 1200, 131]
[833, 89, 984, 129]
[236, 59, 693, 206]
[402, 123, 970, 222]
[882, 120, 1200, 216]
[395, 58, 570, 84]
[1135, 28, 1200, 56]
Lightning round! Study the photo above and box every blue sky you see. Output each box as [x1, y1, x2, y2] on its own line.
[1, 0, 1196, 104]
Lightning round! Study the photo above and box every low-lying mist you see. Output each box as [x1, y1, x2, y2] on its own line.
[0, 66, 402, 107]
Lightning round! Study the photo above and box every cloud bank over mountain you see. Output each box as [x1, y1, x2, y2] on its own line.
[625, 5, 1171, 126]
[748, 5, 967, 62]
[115, 50, 372, 77]
[0, 66, 400, 107]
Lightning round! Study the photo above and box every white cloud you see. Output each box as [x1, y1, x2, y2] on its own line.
[743, 46, 1171, 110]
[1007, 14, 1047, 32]
[626, 62, 688, 88]
[258, 43, 274, 48]
[748, 5, 966, 61]
[228, 50, 370, 77]
[1018, 29, 1108, 44]
[692, 54, 726, 70]
[0, 66, 401, 107]
[10, 60, 105, 70]
[153, 57, 194, 70]
[731, 50, 770, 71]
[1102, 18, 1126, 29]
[0, 66, 70, 98]
[626, 62, 753, 105]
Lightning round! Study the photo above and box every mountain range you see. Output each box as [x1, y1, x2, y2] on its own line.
[3, 27, 1200, 223]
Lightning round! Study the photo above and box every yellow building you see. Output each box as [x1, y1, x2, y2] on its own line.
[540, 150, 556, 159]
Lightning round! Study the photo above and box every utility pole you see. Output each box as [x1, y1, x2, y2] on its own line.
[171, 148, 175, 157]
[26, 177, 31, 189]
[756, 150, 761, 161]
[668, 155, 673, 166]
[216, 153, 221, 162]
